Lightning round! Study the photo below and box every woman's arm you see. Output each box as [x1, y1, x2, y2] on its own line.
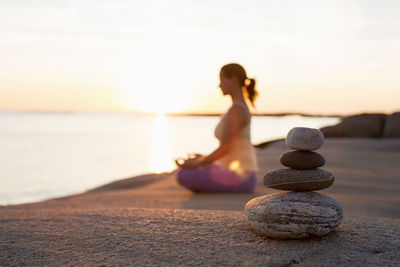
[177, 106, 248, 168]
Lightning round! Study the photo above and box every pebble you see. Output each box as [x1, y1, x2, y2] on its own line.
[286, 127, 324, 150]
[264, 169, 334, 191]
[245, 192, 343, 239]
[280, 151, 325, 169]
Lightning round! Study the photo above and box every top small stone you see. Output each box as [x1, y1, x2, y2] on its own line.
[286, 127, 324, 151]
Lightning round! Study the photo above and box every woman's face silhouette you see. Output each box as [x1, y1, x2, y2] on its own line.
[219, 73, 238, 96]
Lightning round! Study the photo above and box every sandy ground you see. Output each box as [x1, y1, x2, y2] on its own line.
[1, 138, 400, 266]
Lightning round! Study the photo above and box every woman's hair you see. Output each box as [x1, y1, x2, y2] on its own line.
[220, 63, 258, 107]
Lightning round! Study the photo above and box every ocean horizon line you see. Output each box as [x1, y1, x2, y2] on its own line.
[0, 109, 347, 118]
[3, 108, 398, 118]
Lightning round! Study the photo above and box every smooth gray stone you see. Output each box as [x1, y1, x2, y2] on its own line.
[286, 127, 324, 150]
[245, 192, 343, 239]
[280, 151, 325, 169]
[264, 169, 334, 191]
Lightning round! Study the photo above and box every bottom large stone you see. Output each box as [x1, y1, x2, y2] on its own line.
[245, 192, 343, 239]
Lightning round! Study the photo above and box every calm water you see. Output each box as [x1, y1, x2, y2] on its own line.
[0, 111, 339, 205]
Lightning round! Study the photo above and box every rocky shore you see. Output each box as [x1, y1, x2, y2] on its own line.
[320, 112, 400, 138]
[1, 138, 400, 266]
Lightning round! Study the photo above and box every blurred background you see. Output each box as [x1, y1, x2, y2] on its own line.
[1, 0, 399, 114]
[0, 0, 398, 205]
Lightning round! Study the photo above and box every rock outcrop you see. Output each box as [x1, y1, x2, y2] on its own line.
[320, 112, 400, 138]
[320, 113, 387, 138]
[383, 112, 400, 138]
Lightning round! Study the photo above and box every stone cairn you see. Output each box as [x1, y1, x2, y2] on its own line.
[245, 127, 343, 239]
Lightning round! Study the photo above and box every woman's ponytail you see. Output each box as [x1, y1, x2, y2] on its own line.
[245, 78, 258, 107]
[221, 63, 259, 107]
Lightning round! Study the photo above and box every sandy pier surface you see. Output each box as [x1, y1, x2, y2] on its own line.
[1, 138, 400, 266]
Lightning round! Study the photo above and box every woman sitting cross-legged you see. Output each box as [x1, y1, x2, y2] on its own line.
[175, 63, 259, 193]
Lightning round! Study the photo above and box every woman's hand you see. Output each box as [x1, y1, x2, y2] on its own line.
[188, 153, 203, 160]
[175, 154, 204, 169]
[177, 158, 200, 169]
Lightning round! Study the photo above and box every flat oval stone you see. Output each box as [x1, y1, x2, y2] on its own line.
[286, 127, 324, 150]
[280, 151, 325, 169]
[264, 169, 334, 191]
[245, 192, 343, 239]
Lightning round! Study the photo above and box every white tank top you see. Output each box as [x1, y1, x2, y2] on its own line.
[214, 103, 258, 173]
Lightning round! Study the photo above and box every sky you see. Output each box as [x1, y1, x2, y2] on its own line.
[0, 0, 399, 115]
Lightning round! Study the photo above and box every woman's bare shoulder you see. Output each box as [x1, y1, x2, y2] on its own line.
[225, 105, 250, 126]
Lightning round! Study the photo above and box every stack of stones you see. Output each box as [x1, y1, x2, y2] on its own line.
[245, 127, 343, 239]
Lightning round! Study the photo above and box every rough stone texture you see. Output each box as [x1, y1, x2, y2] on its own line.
[320, 113, 387, 138]
[286, 127, 324, 150]
[0, 208, 399, 266]
[280, 151, 325, 169]
[264, 168, 334, 191]
[245, 192, 343, 239]
[383, 112, 400, 138]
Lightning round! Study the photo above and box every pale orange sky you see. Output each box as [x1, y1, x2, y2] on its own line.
[1, 0, 399, 115]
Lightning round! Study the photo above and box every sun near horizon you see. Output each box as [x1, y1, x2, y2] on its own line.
[1, 1, 400, 115]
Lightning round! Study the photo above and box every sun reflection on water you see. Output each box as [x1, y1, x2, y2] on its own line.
[149, 113, 175, 173]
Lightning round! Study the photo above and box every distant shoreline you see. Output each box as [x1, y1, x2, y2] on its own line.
[0, 110, 342, 118]
[166, 112, 342, 118]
